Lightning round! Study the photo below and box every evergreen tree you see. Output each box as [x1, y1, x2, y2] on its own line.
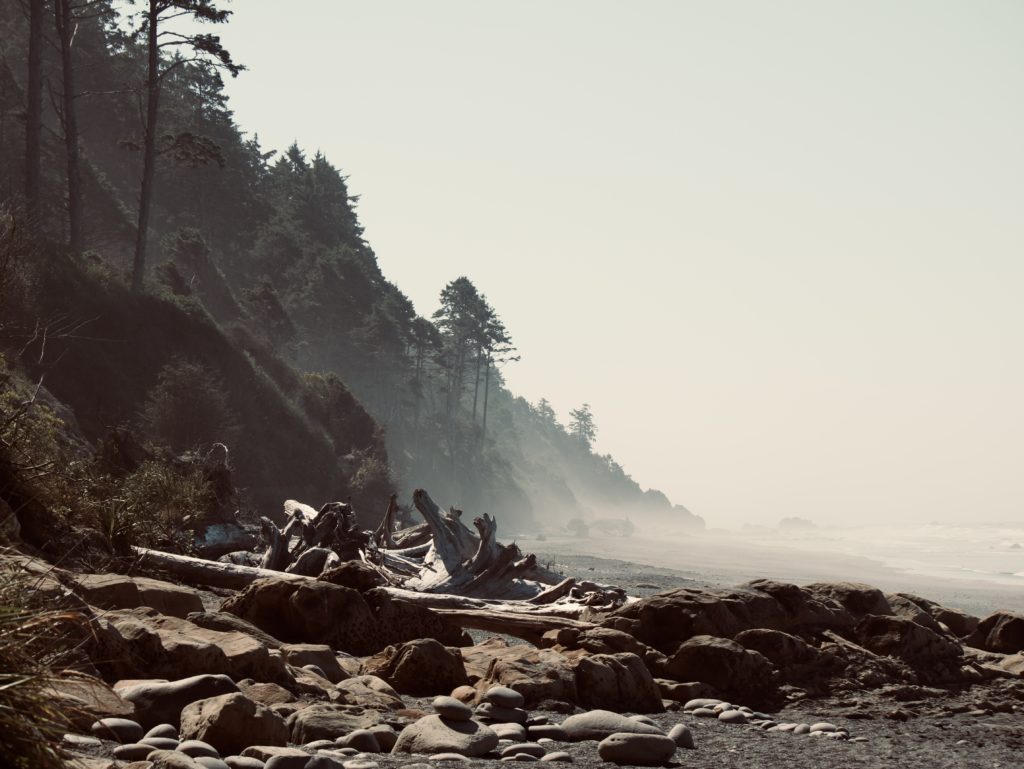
[568, 403, 597, 448]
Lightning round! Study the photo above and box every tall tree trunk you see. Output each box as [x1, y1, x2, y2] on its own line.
[131, 0, 160, 292]
[25, 0, 44, 223]
[471, 344, 482, 423]
[480, 353, 492, 445]
[55, 0, 82, 257]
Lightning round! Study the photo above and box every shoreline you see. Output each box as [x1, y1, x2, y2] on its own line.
[521, 532, 1024, 617]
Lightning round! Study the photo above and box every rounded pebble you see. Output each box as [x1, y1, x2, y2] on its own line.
[113, 744, 154, 761]
[667, 724, 694, 750]
[63, 734, 103, 748]
[682, 698, 723, 710]
[342, 762, 380, 769]
[225, 758, 265, 769]
[485, 686, 525, 709]
[195, 759, 231, 769]
[179, 740, 221, 759]
[92, 718, 144, 744]
[434, 696, 474, 722]
[691, 708, 718, 718]
[340, 730, 381, 753]
[500, 743, 546, 759]
[810, 722, 838, 733]
[539, 752, 573, 763]
[142, 737, 180, 750]
[718, 710, 749, 725]
[429, 754, 471, 762]
[793, 724, 811, 735]
[145, 724, 179, 741]
[330, 747, 360, 756]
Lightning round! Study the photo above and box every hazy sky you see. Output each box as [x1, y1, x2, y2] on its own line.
[203, 1, 1023, 527]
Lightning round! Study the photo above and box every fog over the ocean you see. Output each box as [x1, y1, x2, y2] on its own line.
[207, 1, 1024, 528]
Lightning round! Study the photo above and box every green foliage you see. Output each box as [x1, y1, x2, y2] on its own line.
[140, 357, 239, 452]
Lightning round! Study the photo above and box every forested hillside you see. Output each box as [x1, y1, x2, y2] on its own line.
[0, 1, 702, 534]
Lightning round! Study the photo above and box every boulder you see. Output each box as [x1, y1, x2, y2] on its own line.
[855, 615, 964, 674]
[391, 715, 499, 757]
[884, 594, 946, 634]
[335, 675, 405, 710]
[221, 579, 464, 655]
[601, 580, 850, 651]
[48, 674, 135, 729]
[888, 593, 980, 637]
[280, 644, 347, 683]
[237, 681, 295, 707]
[653, 680, 718, 703]
[147, 750, 207, 769]
[362, 638, 468, 696]
[74, 574, 204, 618]
[286, 704, 381, 743]
[662, 635, 777, 705]
[572, 653, 663, 713]
[115, 675, 240, 728]
[91, 717, 144, 743]
[92, 608, 287, 684]
[462, 638, 577, 707]
[187, 612, 284, 649]
[597, 733, 676, 766]
[733, 629, 820, 667]
[180, 693, 289, 755]
[803, 582, 892, 619]
[965, 611, 1024, 654]
[560, 710, 665, 742]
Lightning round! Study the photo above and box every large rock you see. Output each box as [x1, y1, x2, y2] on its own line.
[885, 594, 946, 634]
[280, 644, 347, 683]
[286, 704, 381, 743]
[733, 628, 820, 667]
[335, 675, 405, 710]
[602, 580, 850, 651]
[221, 579, 465, 655]
[561, 710, 665, 741]
[362, 638, 468, 696]
[115, 675, 240, 728]
[855, 615, 964, 676]
[45, 674, 135, 729]
[180, 693, 289, 755]
[572, 653, 663, 713]
[662, 635, 777, 705]
[187, 612, 284, 649]
[965, 611, 1024, 654]
[803, 582, 892, 619]
[597, 733, 677, 766]
[74, 574, 204, 618]
[92, 608, 287, 684]
[391, 715, 498, 757]
[462, 638, 577, 707]
[319, 562, 388, 592]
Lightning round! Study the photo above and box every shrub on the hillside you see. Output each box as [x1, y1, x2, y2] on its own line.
[140, 357, 240, 452]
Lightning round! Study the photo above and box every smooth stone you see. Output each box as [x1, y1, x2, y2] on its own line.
[691, 708, 718, 718]
[851, 736, 869, 743]
[142, 737, 181, 750]
[339, 729, 381, 753]
[329, 747, 360, 755]
[368, 725, 398, 753]
[713, 703, 734, 713]
[485, 686, 525, 709]
[772, 724, 797, 732]
[400, 765, 435, 769]
[718, 710, 748, 725]
[195, 759, 231, 769]
[147, 725, 180, 740]
[793, 724, 811, 735]
[759, 721, 778, 730]
[527, 724, 568, 742]
[561, 710, 665, 742]
[810, 722, 838, 733]
[305, 741, 336, 751]
[264, 754, 312, 769]
[536, 738, 554, 745]
[501, 755, 538, 762]
[597, 733, 677, 766]
[539, 752, 573, 763]
[525, 716, 549, 727]
[305, 757, 344, 769]
[224, 758, 264, 769]
[63, 734, 103, 748]
[667, 724, 694, 750]
[476, 702, 529, 725]
[393, 715, 499, 757]
[114, 744, 156, 761]
[629, 715, 658, 727]
[342, 762, 379, 769]
[682, 698, 723, 710]
[493, 723, 528, 741]
[433, 696, 474, 722]
[501, 743, 546, 758]
[429, 754, 471, 762]
[178, 740, 221, 759]
[92, 717, 145, 744]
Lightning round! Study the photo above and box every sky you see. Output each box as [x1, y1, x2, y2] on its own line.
[200, 1, 1023, 528]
